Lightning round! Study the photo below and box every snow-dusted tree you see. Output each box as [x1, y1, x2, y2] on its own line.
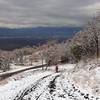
[14, 49, 24, 65]
[0, 56, 10, 72]
[38, 50, 46, 69]
[42, 43, 59, 69]
[71, 13, 100, 60]
[59, 40, 74, 63]
[86, 15, 100, 58]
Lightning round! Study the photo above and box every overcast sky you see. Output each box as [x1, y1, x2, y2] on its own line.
[0, 0, 100, 28]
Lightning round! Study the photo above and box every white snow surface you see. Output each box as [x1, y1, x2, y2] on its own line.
[0, 64, 100, 100]
[0, 71, 54, 100]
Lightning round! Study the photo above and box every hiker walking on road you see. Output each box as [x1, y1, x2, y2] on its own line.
[55, 64, 58, 73]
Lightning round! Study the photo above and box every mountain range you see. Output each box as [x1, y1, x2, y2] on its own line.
[0, 27, 81, 50]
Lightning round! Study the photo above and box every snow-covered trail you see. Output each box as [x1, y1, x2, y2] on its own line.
[13, 73, 60, 100]
[0, 61, 100, 100]
[10, 73, 100, 100]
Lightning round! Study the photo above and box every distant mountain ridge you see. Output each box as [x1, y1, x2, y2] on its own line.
[0, 27, 81, 39]
[0, 27, 81, 50]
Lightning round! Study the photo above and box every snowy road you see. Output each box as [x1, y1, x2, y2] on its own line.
[9, 73, 99, 100]
[0, 62, 99, 100]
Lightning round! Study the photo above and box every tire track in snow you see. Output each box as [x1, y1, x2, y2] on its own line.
[60, 75, 100, 100]
[13, 73, 60, 100]
[13, 73, 100, 100]
[13, 74, 51, 100]
[48, 75, 60, 95]
[35, 75, 60, 100]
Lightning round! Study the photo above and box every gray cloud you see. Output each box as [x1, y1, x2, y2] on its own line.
[0, 0, 100, 28]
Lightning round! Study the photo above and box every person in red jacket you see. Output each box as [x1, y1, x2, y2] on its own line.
[55, 64, 58, 73]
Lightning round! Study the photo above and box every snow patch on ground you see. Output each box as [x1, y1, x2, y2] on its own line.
[70, 64, 100, 97]
[10, 61, 43, 70]
[0, 71, 53, 100]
